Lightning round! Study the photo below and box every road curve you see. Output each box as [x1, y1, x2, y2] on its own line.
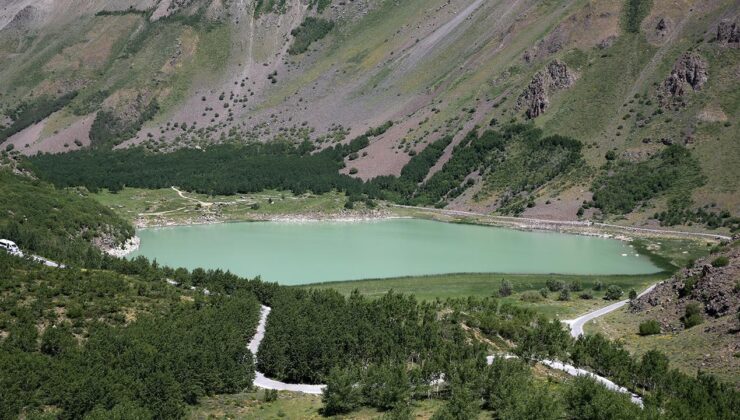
[249, 305, 644, 404]
[248, 306, 325, 394]
[563, 283, 660, 338]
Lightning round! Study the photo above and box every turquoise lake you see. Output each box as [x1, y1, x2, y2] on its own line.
[129, 218, 660, 285]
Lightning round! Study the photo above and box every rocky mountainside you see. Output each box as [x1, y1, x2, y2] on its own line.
[0, 0, 738, 228]
[631, 239, 739, 331]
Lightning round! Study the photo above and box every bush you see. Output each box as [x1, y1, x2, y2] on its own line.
[558, 289, 571, 301]
[569, 280, 583, 292]
[520, 291, 543, 303]
[711, 256, 729, 268]
[629, 289, 637, 300]
[546, 279, 565, 292]
[579, 292, 594, 300]
[604, 285, 623, 300]
[638, 320, 661, 336]
[539, 288, 549, 299]
[682, 303, 703, 329]
[499, 280, 514, 297]
[288, 17, 335, 55]
[593, 281, 604, 291]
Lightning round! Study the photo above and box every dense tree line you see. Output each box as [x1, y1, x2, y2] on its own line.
[0, 171, 134, 265]
[0, 253, 261, 419]
[591, 145, 704, 215]
[0, 92, 77, 142]
[29, 142, 365, 196]
[89, 99, 160, 148]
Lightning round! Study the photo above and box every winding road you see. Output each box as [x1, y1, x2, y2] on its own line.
[563, 282, 660, 338]
[248, 296, 653, 404]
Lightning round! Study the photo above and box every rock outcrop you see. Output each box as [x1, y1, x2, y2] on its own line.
[517, 60, 575, 118]
[658, 52, 708, 108]
[630, 242, 739, 332]
[716, 19, 739, 44]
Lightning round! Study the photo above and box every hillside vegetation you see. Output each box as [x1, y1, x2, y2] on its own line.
[2, 0, 736, 230]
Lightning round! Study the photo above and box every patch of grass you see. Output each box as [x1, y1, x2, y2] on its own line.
[303, 272, 666, 318]
[621, 0, 653, 34]
[586, 307, 740, 386]
[90, 187, 348, 225]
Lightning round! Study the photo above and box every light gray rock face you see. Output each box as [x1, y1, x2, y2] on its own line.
[517, 60, 575, 118]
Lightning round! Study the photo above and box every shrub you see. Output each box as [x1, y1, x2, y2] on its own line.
[593, 281, 604, 291]
[711, 256, 729, 268]
[546, 279, 565, 292]
[520, 291, 543, 303]
[605, 285, 623, 300]
[349, 168, 358, 175]
[629, 289, 637, 300]
[569, 280, 583, 292]
[639, 320, 661, 336]
[539, 288, 549, 299]
[558, 289, 571, 301]
[579, 292, 594, 300]
[288, 17, 335, 55]
[682, 303, 703, 328]
[499, 280, 513, 297]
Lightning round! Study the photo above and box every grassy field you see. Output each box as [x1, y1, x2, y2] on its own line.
[303, 272, 668, 319]
[90, 187, 349, 226]
[585, 307, 740, 386]
[189, 389, 444, 419]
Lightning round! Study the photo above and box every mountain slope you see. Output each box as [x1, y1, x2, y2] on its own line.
[0, 0, 738, 230]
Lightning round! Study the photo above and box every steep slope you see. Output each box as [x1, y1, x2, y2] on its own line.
[0, 0, 738, 231]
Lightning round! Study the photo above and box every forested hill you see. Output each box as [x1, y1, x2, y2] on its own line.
[0, 170, 134, 264]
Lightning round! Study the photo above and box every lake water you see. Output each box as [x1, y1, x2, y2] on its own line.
[129, 218, 660, 285]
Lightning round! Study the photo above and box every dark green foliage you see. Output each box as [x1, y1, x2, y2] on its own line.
[638, 320, 661, 336]
[569, 280, 583, 292]
[682, 303, 703, 328]
[322, 367, 362, 415]
[431, 385, 480, 420]
[558, 288, 571, 301]
[711, 256, 729, 267]
[592, 145, 704, 215]
[486, 131, 583, 215]
[0, 255, 261, 419]
[622, 0, 653, 34]
[499, 279, 513, 297]
[656, 197, 738, 231]
[413, 129, 506, 206]
[605, 285, 624, 300]
[365, 120, 394, 137]
[0, 171, 133, 265]
[515, 317, 572, 361]
[629, 289, 637, 300]
[0, 92, 77, 142]
[362, 362, 411, 410]
[89, 99, 159, 148]
[30, 143, 363, 196]
[256, 289, 485, 384]
[563, 376, 641, 419]
[288, 17, 335, 55]
[546, 278, 565, 292]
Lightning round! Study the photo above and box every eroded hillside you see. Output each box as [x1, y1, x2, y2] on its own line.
[0, 0, 738, 230]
